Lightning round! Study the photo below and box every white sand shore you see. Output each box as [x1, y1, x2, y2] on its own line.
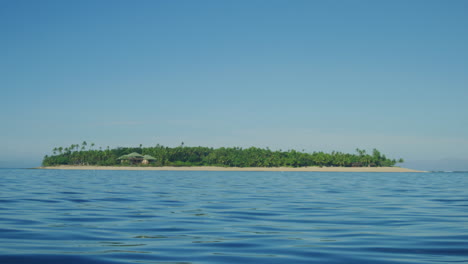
[37, 165, 425, 172]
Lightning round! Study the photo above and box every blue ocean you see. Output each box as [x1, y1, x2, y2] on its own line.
[1, 169, 467, 264]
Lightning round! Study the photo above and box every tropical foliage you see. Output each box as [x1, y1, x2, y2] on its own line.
[42, 142, 404, 167]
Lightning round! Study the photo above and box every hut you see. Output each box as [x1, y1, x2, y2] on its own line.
[117, 152, 144, 165]
[142, 155, 157, 165]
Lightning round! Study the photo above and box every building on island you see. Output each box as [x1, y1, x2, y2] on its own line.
[117, 152, 156, 165]
[117, 152, 143, 164]
[142, 155, 157, 165]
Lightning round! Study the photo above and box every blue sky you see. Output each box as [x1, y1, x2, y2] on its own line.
[1, 0, 467, 170]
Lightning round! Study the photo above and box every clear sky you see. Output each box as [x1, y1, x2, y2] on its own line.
[1, 0, 468, 170]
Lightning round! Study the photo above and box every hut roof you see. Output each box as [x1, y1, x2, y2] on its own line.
[143, 155, 156, 161]
[118, 152, 144, 160]
[127, 152, 144, 158]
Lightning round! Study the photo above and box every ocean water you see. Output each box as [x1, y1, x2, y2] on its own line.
[0, 169, 467, 264]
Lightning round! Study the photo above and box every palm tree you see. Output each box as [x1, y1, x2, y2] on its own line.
[356, 148, 366, 157]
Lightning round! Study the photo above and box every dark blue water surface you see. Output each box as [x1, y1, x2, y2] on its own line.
[1, 169, 467, 264]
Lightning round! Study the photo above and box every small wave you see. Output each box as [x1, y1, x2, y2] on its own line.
[0, 255, 114, 264]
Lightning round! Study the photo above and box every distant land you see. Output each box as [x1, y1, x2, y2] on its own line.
[42, 142, 406, 169]
[403, 159, 468, 172]
[1, 142, 463, 171]
[38, 165, 423, 172]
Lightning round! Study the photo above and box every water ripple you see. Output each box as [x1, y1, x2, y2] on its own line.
[0, 169, 467, 263]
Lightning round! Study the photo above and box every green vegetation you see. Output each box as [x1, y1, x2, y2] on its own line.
[42, 141, 404, 167]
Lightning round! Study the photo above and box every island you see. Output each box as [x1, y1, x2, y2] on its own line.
[39, 142, 423, 172]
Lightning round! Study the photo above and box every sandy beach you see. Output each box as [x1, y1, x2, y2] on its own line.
[37, 165, 424, 172]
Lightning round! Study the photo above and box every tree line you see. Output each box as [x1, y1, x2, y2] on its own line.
[42, 141, 404, 167]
